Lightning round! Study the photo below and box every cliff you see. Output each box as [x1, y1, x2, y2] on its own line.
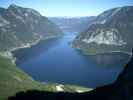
[72, 6, 133, 55]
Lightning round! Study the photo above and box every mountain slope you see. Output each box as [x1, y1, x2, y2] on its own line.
[0, 4, 63, 51]
[72, 6, 133, 55]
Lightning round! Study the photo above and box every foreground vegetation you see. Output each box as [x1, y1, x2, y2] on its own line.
[0, 55, 91, 100]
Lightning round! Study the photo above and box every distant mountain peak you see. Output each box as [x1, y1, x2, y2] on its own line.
[7, 4, 42, 17]
[8, 4, 21, 9]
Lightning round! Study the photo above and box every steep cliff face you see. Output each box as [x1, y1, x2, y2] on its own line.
[0, 4, 63, 51]
[86, 52, 133, 100]
[8, 51, 133, 100]
[72, 6, 133, 55]
[112, 54, 133, 100]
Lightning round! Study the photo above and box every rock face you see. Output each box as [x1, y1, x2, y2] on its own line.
[72, 6, 133, 55]
[8, 51, 133, 100]
[0, 4, 63, 51]
[86, 50, 133, 100]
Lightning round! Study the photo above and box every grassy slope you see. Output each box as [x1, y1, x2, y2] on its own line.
[0, 56, 91, 100]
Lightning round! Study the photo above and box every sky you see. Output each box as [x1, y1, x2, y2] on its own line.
[0, 0, 133, 17]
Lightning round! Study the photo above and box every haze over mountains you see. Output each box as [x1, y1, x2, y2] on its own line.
[49, 17, 95, 33]
[72, 6, 133, 55]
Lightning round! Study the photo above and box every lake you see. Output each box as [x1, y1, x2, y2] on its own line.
[13, 34, 130, 88]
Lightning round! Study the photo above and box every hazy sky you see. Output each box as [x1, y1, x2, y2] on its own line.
[0, 0, 133, 17]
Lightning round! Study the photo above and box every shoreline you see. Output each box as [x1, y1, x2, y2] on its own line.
[72, 45, 132, 56]
[71, 42, 132, 56]
[83, 51, 132, 56]
[0, 35, 62, 64]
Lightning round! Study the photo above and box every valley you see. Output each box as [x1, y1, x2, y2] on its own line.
[0, 4, 133, 100]
[13, 33, 129, 88]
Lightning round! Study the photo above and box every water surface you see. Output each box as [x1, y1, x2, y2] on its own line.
[13, 34, 130, 88]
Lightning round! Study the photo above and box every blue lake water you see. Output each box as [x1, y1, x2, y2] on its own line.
[13, 34, 130, 88]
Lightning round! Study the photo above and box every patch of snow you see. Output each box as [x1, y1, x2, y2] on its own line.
[56, 85, 64, 92]
[111, 7, 122, 17]
[24, 13, 28, 17]
[76, 90, 84, 93]
[100, 19, 106, 24]
[82, 29, 126, 46]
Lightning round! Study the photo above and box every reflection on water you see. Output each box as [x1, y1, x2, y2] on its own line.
[12, 38, 61, 65]
[88, 53, 130, 68]
[13, 34, 130, 88]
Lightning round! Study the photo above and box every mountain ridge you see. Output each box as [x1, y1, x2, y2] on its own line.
[0, 4, 63, 52]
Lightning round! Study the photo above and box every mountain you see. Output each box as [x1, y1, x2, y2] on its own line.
[49, 17, 95, 33]
[8, 51, 133, 100]
[72, 6, 133, 55]
[0, 4, 63, 52]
